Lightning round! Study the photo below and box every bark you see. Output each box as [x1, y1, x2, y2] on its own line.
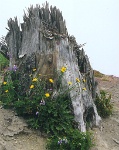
[5, 2, 101, 132]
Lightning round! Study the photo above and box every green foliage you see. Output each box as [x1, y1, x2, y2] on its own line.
[0, 68, 93, 150]
[95, 90, 113, 118]
[0, 53, 9, 69]
[0, 81, 15, 108]
[24, 93, 74, 135]
[46, 130, 93, 150]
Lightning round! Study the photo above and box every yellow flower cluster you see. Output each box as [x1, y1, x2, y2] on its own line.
[3, 82, 7, 85]
[32, 78, 38, 82]
[49, 79, 54, 83]
[5, 90, 8, 93]
[83, 79, 86, 82]
[61, 67, 66, 73]
[30, 85, 34, 89]
[68, 81, 72, 85]
[33, 68, 36, 71]
[76, 78, 80, 82]
[82, 87, 86, 91]
[45, 93, 50, 97]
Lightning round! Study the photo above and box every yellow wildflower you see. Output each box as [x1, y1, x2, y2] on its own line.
[45, 93, 50, 97]
[3, 82, 7, 85]
[5, 90, 8, 93]
[33, 68, 36, 71]
[61, 66, 66, 73]
[82, 87, 86, 91]
[76, 78, 80, 82]
[49, 79, 54, 83]
[68, 81, 72, 85]
[30, 85, 34, 89]
[32, 78, 38, 82]
[83, 79, 86, 82]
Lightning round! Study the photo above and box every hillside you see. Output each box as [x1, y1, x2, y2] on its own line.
[92, 74, 119, 150]
[0, 72, 119, 150]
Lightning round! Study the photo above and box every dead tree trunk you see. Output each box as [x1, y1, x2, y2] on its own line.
[5, 2, 101, 132]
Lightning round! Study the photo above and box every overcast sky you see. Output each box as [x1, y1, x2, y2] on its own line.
[0, 0, 119, 76]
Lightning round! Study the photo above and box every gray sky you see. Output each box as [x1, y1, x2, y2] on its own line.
[0, 0, 119, 76]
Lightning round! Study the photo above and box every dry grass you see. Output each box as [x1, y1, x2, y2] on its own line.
[94, 70, 104, 78]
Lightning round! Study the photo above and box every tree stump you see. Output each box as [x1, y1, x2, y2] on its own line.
[5, 2, 101, 132]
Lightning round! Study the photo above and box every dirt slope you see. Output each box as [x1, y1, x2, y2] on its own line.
[92, 75, 119, 150]
[0, 74, 119, 150]
[0, 107, 46, 150]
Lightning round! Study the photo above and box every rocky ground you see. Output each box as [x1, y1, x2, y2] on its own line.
[92, 75, 119, 150]
[0, 107, 46, 150]
[0, 74, 119, 150]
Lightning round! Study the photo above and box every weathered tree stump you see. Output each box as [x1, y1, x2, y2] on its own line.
[4, 2, 101, 132]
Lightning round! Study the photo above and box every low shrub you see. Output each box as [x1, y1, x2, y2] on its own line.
[0, 53, 9, 70]
[0, 67, 93, 150]
[95, 90, 113, 118]
[46, 129, 93, 150]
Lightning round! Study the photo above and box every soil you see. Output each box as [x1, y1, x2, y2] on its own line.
[0, 74, 119, 150]
[0, 107, 46, 150]
[91, 75, 119, 150]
